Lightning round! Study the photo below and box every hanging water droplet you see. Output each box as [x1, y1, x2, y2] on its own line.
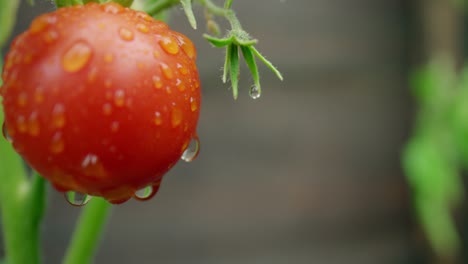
[65, 191, 91, 207]
[249, 85, 261, 99]
[134, 185, 155, 201]
[181, 136, 200, 162]
[2, 123, 12, 142]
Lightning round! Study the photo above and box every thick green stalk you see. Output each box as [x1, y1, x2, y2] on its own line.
[63, 198, 112, 264]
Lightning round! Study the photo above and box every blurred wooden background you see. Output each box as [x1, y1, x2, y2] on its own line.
[0, 0, 444, 263]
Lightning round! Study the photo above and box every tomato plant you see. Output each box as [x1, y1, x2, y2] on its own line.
[0, 0, 282, 263]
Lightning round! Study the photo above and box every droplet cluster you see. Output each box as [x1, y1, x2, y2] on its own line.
[1, 2, 202, 204]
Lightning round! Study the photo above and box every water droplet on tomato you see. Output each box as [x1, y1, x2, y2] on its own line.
[102, 103, 113, 115]
[100, 2, 123, 14]
[177, 63, 189, 75]
[16, 115, 27, 133]
[136, 12, 152, 22]
[181, 136, 200, 162]
[87, 67, 98, 83]
[249, 85, 261, 99]
[154, 111, 163, 125]
[114, 90, 125, 107]
[153, 50, 161, 59]
[175, 79, 186, 92]
[136, 23, 149, 33]
[2, 123, 12, 142]
[134, 181, 161, 201]
[134, 186, 154, 200]
[50, 132, 65, 154]
[190, 97, 198, 112]
[43, 30, 58, 43]
[65, 191, 91, 207]
[30, 20, 46, 33]
[159, 35, 180, 55]
[81, 153, 98, 168]
[110, 121, 120, 132]
[28, 112, 40, 136]
[178, 35, 196, 59]
[34, 87, 45, 103]
[104, 53, 113, 63]
[119, 27, 134, 41]
[152, 76, 163, 89]
[17, 92, 27, 107]
[160, 63, 173, 79]
[52, 104, 66, 128]
[62, 41, 92, 73]
[171, 108, 183, 127]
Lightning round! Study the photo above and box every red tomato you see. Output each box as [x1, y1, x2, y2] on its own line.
[1, 2, 201, 204]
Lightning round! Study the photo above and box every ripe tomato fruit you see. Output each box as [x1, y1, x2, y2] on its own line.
[1, 2, 201, 204]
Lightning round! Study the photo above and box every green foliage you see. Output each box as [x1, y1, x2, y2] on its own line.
[0, 0, 20, 47]
[403, 59, 468, 257]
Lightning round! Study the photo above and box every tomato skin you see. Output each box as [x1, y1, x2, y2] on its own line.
[1, 3, 201, 203]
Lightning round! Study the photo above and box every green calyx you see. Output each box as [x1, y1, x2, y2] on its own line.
[200, 0, 283, 99]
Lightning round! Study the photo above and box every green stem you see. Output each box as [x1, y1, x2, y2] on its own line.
[63, 198, 112, 264]
[199, 0, 242, 31]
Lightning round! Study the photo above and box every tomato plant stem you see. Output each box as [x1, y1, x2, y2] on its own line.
[63, 198, 112, 264]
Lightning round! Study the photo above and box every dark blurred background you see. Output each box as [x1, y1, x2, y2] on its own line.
[2, 0, 461, 263]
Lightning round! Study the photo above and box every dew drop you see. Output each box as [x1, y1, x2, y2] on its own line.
[101, 2, 123, 14]
[62, 41, 92, 73]
[171, 108, 183, 127]
[34, 87, 45, 103]
[114, 90, 125, 107]
[17, 92, 27, 107]
[102, 103, 113, 115]
[87, 67, 98, 83]
[28, 112, 40, 136]
[134, 186, 154, 200]
[43, 30, 59, 43]
[81, 153, 98, 168]
[181, 136, 200, 162]
[119, 27, 134, 41]
[104, 53, 113, 63]
[153, 50, 161, 59]
[175, 79, 186, 92]
[178, 35, 196, 59]
[249, 85, 261, 99]
[110, 121, 120, 132]
[134, 181, 161, 201]
[2, 123, 12, 142]
[159, 35, 180, 55]
[52, 104, 66, 129]
[160, 63, 173, 79]
[154, 111, 163, 125]
[30, 16, 50, 34]
[50, 132, 65, 154]
[190, 97, 198, 112]
[16, 115, 27, 133]
[152, 76, 163, 89]
[177, 63, 189, 75]
[136, 23, 149, 33]
[65, 191, 91, 207]
[136, 12, 153, 22]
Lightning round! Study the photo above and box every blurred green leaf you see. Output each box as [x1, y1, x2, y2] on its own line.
[0, 0, 20, 47]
